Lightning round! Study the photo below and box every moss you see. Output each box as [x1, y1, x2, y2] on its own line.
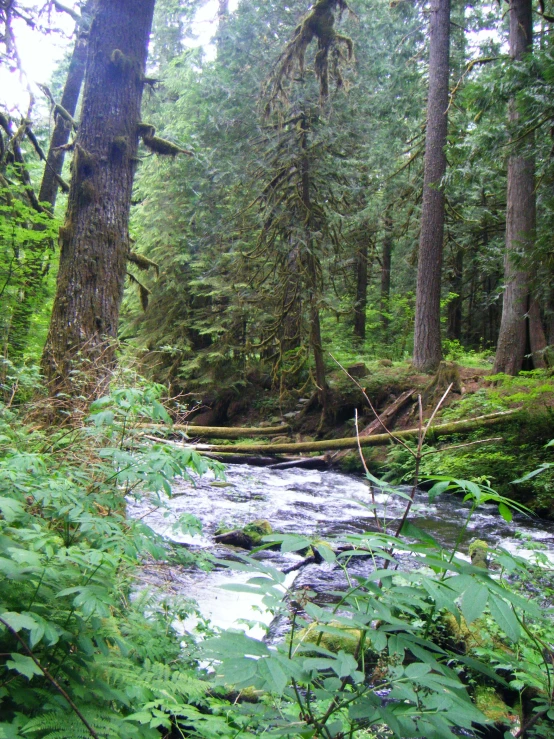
[242, 519, 272, 544]
[137, 122, 156, 138]
[142, 134, 191, 157]
[438, 612, 486, 652]
[474, 686, 512, 726]
[109, 49, 139, 76]
[469, 539, 489, 568]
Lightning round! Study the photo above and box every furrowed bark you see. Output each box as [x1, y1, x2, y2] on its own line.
[412, 0, 450, 372]
[42, 0, 156, 399]
[493, 0, 535, 375]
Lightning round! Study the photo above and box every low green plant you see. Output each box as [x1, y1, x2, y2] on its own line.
[0, 383, 239, 739]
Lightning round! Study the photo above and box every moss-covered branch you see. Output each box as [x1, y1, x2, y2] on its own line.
[186, 409, 520, 454]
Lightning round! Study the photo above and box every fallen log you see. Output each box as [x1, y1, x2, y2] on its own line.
[189, 408, 520, 455]
[137, 422, 290, 438]
[143, 435, 324, 467]
[327, 388, 415, 464]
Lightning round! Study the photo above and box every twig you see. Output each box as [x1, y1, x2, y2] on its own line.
[421, 437, 502, 456]
[330, 354, 414, 454]
[0, 616, 100, 739]
[421, 383, 452, 444]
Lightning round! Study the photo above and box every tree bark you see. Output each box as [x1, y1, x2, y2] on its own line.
[380, 212, 393, 336]
[493, 0, 534, 375]
[353, 241, 368, 341]
[412, 0, 451, 372]
[7, 1, 95, 361]
[42, 0, 156, 398]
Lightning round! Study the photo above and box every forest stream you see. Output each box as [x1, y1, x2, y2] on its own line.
[129, 465, 554, 642]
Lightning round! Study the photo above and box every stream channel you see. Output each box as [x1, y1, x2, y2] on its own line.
[129, 464, 554, 641]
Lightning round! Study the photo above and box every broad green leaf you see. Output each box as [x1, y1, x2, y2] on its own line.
[405, 662, 432, 679]
[488, 595, 520, 641]
[460, 581, 488, 625]
[6, 654, 42, 680]
[0, 498, 25, 524]
[202, 630, 270, 658]
[0, 612, 38, 633]
[257, 657, 288, 694]
[498, 502, 512, 522]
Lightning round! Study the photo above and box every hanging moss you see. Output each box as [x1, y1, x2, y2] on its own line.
[127, 272, 151, 311]
[263, 0, 354, 111]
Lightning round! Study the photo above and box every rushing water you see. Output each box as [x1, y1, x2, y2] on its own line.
[128, 464, 554, 639]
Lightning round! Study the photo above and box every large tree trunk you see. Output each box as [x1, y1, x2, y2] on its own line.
[493, 0, 534, 375]
[380, 212, 393, 336]
[7, 0, 95, 361]
[42, 0, 156, 398]
[353, 241, 368, 342]
[412, 0, 451, 372]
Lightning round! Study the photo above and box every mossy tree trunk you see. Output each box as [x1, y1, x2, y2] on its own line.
[8, 0, 96, 361]
[412, 0, 451, 372]
[353, 240, 369, 342]
[380, 211, 392, 338]
[42, 0, 156, 398]
[493, 0, 534, 375]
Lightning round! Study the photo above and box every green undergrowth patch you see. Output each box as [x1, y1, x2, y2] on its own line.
[0, 379, 253, 739]
[381, 370, 554, 515]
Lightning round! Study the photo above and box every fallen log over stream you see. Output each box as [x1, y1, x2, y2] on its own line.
[137, 423, 290, 438]
[188, 408, 520, 455]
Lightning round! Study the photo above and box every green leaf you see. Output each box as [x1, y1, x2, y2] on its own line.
[498, 502, 512, 522]
[314, 543, 336, 562]
[257, 657, 288, 694]
[405, 662, 432, 679]
[201, 630, 270, 658]
[460, 581, 488, 625]
[0, 612, 38, 633]
[6, 653, 42, 680]
[488, 594, 520, 641]
[0, 498, 25, 524]
[427, 480, 451, 502]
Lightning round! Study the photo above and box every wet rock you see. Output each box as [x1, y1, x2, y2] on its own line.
[214, 519, 273, 549]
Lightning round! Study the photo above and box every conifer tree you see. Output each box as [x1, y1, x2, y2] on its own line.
[412, 0, 451, 372]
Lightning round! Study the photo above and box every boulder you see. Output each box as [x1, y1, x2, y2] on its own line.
[214, 519, 273, 549]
